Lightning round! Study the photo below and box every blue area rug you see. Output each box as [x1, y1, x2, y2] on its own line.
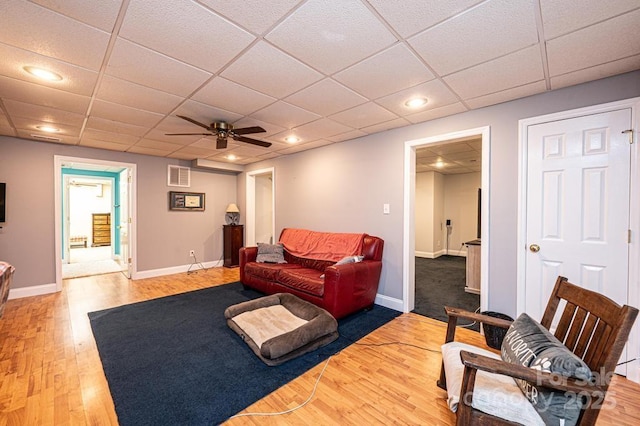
[88, 282, 400, 425]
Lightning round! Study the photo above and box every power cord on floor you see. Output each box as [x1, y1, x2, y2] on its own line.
[187, 253, 207, 274]
[457, 307, 482, 328]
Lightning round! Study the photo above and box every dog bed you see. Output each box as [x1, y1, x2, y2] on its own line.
[225, 293, 338, 366]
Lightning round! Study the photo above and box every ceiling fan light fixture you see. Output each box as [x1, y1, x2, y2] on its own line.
[405, 97, 428, 109]
[24, 66, 62, 81]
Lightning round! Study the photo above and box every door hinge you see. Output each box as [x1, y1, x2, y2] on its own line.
[622, 129, 634, 144]
[629, 229, 632, 244]
[128, 217, 132, 223]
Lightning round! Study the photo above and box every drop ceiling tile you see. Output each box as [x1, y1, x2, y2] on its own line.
[221, 41, 322, 98]
[444, 45, 544, 99]
[85, 117, 149, 137]
[0, 1, 110, 70]
[82, 128, 140, 145]
[0, 76, 90, 114]
[285, 78, 368, 117]
[106, 38, 212, 97]
[360, 117, 411, 134]
[97, 75, 183, 114]
[329, 102, 398, 129]
[0, 113, 14, 135]
[134, 139, 183, 152]
[276, 139, 334, 155]
[79, 139, 131, 151]
[191, 138, 224, 151]
[173, 146, 219, 157]
[334, 44, 435, 99]
[198, 0, 302, 35]
[167, 151, 204, 160]
[192, 77, 276, 115]
[447, 150, 482, 161]
[368, 0, 485, 38]
[12, 117, 80, 137]
[269, 118, 353, 143]
[119, 0, 255, 73]
[256, 151, 283, 161]
[266, 0, 396, 74]
[0, 42, 98, 96]
[465, 80, 547, 109]
[375, 79, 459, 116]
[405, 102, 468, 124]
[540, 0, 640, 39]
[550, 55, 640, 90]
[91, 100, 164, 128]
[127, 145, 173, 157]
[251, 101, 321, 129]
[546, 9, 640, 77]
[327, 129, 367, 142]
[224, 144, 274, 158]
[174, 100, 243, 125]
[409, 0, 539, 75]
[3, 99, 85, 127]
[30, 0, 122, 32]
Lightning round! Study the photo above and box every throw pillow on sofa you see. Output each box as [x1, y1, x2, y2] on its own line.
[256, 243, 287, 264]
[320, 255, 365, 278]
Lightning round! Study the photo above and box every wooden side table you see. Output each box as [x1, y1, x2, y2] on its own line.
[223, 225, 244, 267]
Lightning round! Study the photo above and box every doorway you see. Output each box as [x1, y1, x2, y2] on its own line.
[403, 126, 490, 315]
[54, 156, 136, 290]
[246, 167, 275, 247]
[413, 138, 482, 326]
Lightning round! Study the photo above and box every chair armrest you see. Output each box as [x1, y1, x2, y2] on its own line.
[239, 246, 257, 264]
[442, 306, 513, 344]
[459, 350, 605, 396]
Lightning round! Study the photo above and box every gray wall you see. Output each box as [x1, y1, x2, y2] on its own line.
[0, 137, 237, 289]
[240, 70, 640, 316]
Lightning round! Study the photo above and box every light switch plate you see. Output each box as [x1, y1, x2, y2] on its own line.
[383, 203, 390, 214]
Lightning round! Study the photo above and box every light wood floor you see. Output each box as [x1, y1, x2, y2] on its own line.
[1, 269, 639, 425]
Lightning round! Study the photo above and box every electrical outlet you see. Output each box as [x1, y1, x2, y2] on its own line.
[189, 250, 195, 257]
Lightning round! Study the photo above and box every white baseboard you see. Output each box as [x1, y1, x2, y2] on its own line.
[9, 283, 57, 300]
[133, 260, 223, 279]
[374, 293, 403, 313]
[415, 250, 466, 258]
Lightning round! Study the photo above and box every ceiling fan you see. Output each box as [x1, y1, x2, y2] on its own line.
[166, 115, 271, 149]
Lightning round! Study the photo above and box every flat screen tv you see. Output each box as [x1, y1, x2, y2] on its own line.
[0, 183, 5, 223]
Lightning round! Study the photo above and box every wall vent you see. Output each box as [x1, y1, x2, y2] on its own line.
[167, 165, 190, 187]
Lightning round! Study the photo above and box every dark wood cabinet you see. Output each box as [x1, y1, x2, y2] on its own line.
[92, 213, 111, 247]
[223, 225, 243, 268]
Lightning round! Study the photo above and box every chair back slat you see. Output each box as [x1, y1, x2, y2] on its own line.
[563, 307, 588, 350]
[574, 314, 599, 358]
[551, 302, 576, 341]
[583, 320, 609, 368]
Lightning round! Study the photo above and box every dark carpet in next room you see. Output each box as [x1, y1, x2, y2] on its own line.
[413, 255, 480, 331]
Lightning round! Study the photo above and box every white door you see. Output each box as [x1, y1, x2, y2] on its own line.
[118, 168, 131, 278]
[524, 108, 632, 322]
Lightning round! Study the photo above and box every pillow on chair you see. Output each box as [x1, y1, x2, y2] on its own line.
[501, 313, 593, 426]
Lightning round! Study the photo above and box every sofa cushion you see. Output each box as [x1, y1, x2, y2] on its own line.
[278, 268, 325, 297]
[245, 262, 302, 282]
[501, 313, 592, 426]
[256, 242, 287, 263]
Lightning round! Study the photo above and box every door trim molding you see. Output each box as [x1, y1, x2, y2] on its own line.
[402, 126, 491, 314]
[517, 97, 640, 382]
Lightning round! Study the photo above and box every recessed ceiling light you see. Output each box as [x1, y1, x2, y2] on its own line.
[285, 136, 299, 144]
[36, 125, 60, 133]
[435, 160, 445, 168]
[226, 154, 237, 161]
[24, 66, 63, 81]
[404, 97, 428, 109]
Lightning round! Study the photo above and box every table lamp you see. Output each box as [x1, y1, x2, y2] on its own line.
[225, 203, 240, 225]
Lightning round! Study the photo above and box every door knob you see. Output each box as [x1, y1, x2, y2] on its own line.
[529, 244, 540, 253]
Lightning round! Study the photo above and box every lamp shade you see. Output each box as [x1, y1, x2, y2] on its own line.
[226, 203, 240, 213]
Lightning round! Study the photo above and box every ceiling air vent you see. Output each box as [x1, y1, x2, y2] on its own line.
[167, 165, 190, 187]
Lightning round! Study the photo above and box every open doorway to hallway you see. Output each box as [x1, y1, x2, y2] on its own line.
[54, 156, 136, 290]
[413, 137, 482, 329]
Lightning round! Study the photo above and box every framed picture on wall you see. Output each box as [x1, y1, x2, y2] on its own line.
[169, 191, 205, 211]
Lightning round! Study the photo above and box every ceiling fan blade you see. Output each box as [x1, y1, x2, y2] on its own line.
[165, 133, 213, 136]
[234, 135, 272, 147]
[232, 126, 266, 135]
[216, 138, 228, 149]
[176, 115, 212, 130]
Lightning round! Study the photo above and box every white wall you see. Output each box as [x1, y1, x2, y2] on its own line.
[239, 71, 640, 316]
[255, 174, 273, 244]
[443, 172, 481, 254]
[415, 171, 434, 255]
[68, 180, 112, 246]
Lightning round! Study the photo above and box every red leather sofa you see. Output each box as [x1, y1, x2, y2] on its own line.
[239, 229, 384, 319]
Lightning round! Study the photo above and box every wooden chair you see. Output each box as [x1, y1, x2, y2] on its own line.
[438, 276, 638, 425]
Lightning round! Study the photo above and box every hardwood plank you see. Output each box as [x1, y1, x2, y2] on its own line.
[0, 268, 639, 425]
